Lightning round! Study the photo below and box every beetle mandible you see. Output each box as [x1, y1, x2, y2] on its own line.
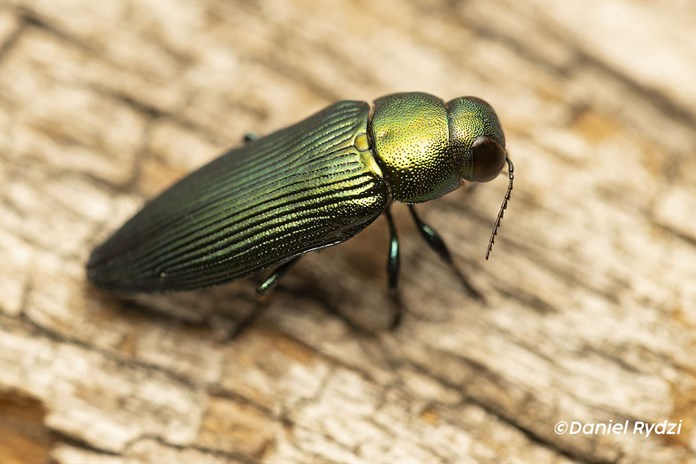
[87, 92, 514, 326]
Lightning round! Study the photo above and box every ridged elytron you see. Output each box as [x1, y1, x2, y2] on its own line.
[88, 92, 514, 326]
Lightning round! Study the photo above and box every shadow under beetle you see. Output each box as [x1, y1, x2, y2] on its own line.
[87, 92, 514, 327]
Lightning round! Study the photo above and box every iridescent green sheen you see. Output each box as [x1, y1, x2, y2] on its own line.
[446, 96, 506, 182]
[371, 92, 506, 203]
[87, 92, 508, 293]
[88, 101, 387, 292]
[371, 93, 454, 204]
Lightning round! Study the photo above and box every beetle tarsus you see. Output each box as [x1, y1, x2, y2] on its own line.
[229, 295, 274, 339]
[257, 256, 302, 295]
[230, 303, 265, 339]
[389, 289, 403, 329]
[408, 205, 484, 301]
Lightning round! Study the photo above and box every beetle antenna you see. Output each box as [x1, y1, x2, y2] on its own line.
[485, 156, 514, 260]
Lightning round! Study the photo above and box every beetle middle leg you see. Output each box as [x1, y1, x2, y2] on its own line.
[385, 205, 403, 329]
[408, 205, 484, 301]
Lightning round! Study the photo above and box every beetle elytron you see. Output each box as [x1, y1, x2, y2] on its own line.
[88, 92, 514, 326]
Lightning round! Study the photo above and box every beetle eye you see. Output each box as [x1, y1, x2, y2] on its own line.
[471, 136, 507, 182]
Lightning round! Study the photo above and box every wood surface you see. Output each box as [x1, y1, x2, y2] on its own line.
[1, 1, 696, 462]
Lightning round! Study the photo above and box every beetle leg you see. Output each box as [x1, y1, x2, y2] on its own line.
[385, 205, 403, 328]
[257, 256, 301, 296]
[229, 257, 301, 339]
[243, 132, 259, 143]
[408, 205, 484, 301]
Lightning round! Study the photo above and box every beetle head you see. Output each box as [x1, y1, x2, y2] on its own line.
[446, 96, 507, 183]
[446, 97, 513, 259]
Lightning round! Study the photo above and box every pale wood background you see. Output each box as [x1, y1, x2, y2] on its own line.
[1, 1, 696, 463]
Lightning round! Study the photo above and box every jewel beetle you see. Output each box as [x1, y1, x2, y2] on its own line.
[87, 92, 514, 323]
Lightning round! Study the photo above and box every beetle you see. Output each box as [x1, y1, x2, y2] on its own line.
[87, 92, 514, 326]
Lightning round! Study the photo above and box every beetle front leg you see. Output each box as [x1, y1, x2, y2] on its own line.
[385, 205, 403, 328]
[408, 205, 484, 301]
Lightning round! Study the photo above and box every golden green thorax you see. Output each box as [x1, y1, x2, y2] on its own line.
[370, 92, 507, 204]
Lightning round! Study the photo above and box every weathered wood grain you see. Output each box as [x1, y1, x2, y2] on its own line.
[1, 1, 695, 462]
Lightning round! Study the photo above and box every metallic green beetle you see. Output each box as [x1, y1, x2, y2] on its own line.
[88, 92, 513, 323]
